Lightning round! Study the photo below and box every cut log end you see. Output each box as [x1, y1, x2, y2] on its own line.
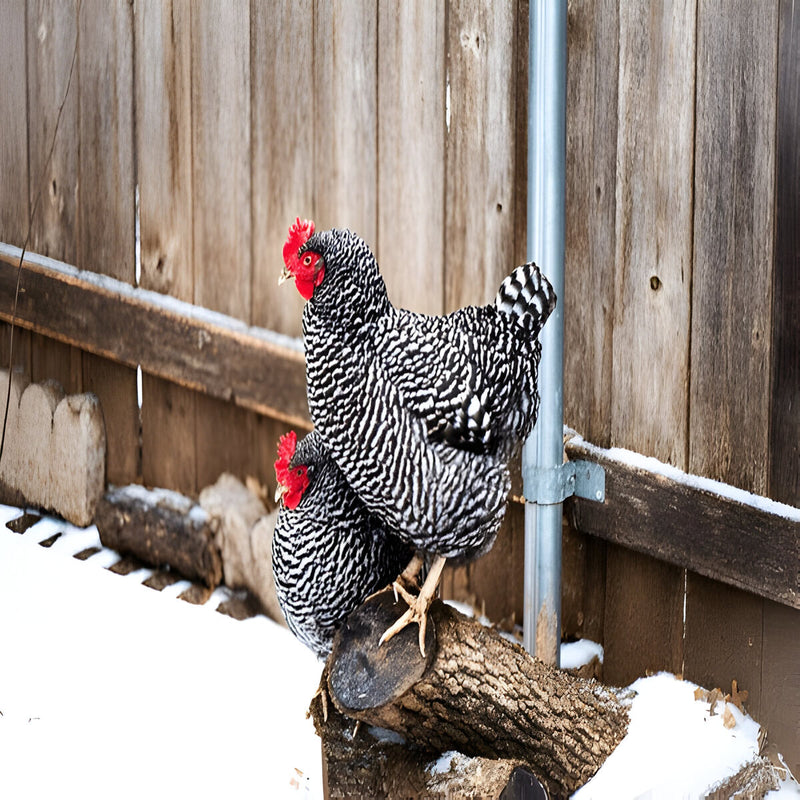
[329, 588, 436, 711]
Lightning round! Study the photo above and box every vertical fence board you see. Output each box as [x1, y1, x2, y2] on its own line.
[602, 1, 695, 681]
[27, 0, 82, 393]
[78, 0, 139, 485]
[765, 5, 800, 771]
[771, 0, 800, 508]
[611, 1, 694, 464]
[190, 0, 275, 491]
[135, 0, 197, 494]
[0, 0, 29, 248]
[684, 574, 763, 720]
[564, 0, 618, 449]
[441, 1, 522, 611]
[313, 0, 377, 241]
[689, 1, 778, 495]
[376, 1, 445, 315]
[761, 601, 800, 775]
[0, 0, 31, 377]
[562, 0, 619, 649]
[250, 0, 312, 338]
[603, 545, 684, 686]
[444, 0, 519, 311]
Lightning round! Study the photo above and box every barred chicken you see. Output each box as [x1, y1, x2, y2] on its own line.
[272, 429, 414, 658]
[281, 219, 556, 653]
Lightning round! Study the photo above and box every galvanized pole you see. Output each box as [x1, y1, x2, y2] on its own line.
[523, 0, 567, 665]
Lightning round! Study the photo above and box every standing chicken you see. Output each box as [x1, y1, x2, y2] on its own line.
[281, 219, 556, 653]
[272, 429, 414, 658]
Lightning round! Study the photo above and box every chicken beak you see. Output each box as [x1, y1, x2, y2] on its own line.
[278, 266, 293, 286]
[274, 483, 287, 503]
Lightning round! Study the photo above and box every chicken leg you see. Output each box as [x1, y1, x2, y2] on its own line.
[380, 554, 447, 657]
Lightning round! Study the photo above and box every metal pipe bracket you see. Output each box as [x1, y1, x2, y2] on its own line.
[523, 460, 605, 505]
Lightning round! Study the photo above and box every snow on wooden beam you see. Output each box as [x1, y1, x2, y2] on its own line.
[0, 244, 310, 428]
[565, 432, 800, 609]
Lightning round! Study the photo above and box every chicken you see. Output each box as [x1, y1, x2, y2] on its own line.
[272, 429, 415, 659]
[281, 219, 556, 653]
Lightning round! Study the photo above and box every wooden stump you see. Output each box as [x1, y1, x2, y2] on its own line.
[313, 589, 631, 798]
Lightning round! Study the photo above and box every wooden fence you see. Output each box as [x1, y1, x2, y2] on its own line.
[0, 0, 798, 774]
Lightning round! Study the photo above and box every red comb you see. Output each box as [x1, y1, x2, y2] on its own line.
[283, 217, 315, 265]
[275, 430, 298, 484]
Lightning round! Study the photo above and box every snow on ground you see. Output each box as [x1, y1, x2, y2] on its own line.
[1, 504, 798, 799]
[0, 505, 323, 799]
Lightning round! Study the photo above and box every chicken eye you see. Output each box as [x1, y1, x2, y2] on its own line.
[296, 468, 304, 476]
[303, 255, 312, 266]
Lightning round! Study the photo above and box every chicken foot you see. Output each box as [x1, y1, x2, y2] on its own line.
[380, 554, 447, 657]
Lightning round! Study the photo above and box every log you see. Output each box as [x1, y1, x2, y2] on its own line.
[321, 590, 631, 798]
[95, 485, 222, 588]
[309, 684, 548, 799]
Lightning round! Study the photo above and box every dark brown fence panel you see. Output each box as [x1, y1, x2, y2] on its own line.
[78, 0, 139, 486]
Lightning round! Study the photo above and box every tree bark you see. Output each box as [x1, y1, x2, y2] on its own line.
[320, 590, 631, 798]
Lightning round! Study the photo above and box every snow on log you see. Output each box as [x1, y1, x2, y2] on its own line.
[95, 485, 223, 588]
[0, 369, 105, 527]
[318, 589, 631, 798]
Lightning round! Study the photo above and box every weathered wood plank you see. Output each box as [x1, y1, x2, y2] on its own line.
[78, 0, 139, 485]
[445, 0, 520, 310]
[611, 1, 695, 465]
[313, 0, 377, 240]
[683, 574, 763, 721]
[771, 0, 800, 508]
[377, 1, 445, 316]
[190, 0, 250, 319]
[0, 0, 29, 248]
[603, 545, 684, 686]
[27, 0, 82, 394]
[689, 0, 778, 495]
[761, 601, 800, 776]
[135, 0, 198, 493]
[0, 248, 310, 428]
[565, 435, 800, 609]
[250, 0, 313, 338]
[563, 0, 618, 448]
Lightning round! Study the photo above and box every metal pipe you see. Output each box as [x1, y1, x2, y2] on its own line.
[522, 0, 567, 666]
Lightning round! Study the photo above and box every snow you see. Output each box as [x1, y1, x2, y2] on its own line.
[1, 503, 798, 799]
[569, 432, 800, 523]
[561, 638, 604, 669]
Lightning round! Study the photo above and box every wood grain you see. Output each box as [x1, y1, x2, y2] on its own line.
[135, 0, 197, 493]
[377, 1, 445, 316]
[611, 1, 695, 465]
[27, 0, 82, 394]
[689, 0, 778, 495]
[445, 0, 519, 311]
[683, 573, 763, 721]
[771, 0, 800, 508]
[566, 436, 800, 609]
[313, 0, 377, 240]
[0, 249, 309, 427]
[250, 0, 312, 337]
[563, 0, 618, 448]
[0, 0, 29, 248]
[78, 0, 139, 485]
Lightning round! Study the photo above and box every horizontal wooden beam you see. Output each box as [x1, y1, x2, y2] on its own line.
[565, 433, 800, 609]
[0, 245, 311, 429]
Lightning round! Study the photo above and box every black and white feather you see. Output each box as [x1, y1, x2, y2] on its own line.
[272, 430, 413, 658]
[299, 228, 556, 564]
